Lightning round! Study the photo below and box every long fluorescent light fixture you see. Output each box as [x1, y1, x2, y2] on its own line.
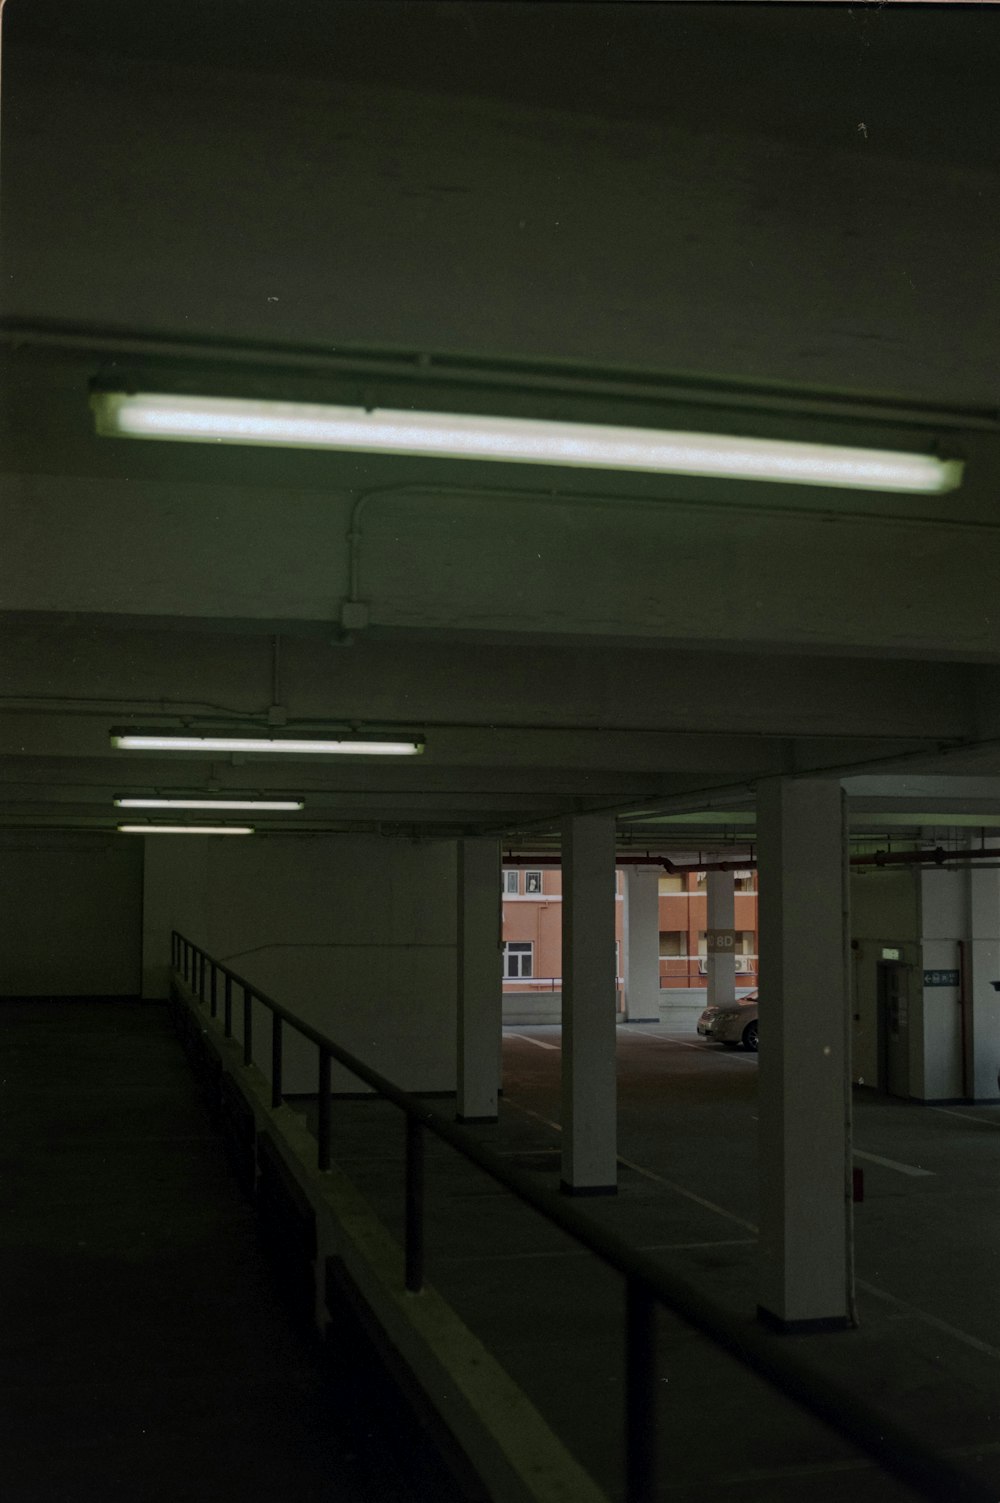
[118, 825, 254, 835]
[115, 797, 303, 810]
[91, 390, 962, 494]
[111, 731, 423, 756]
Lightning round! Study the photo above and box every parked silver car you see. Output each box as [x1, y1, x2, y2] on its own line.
[696, 991, 758, 1052]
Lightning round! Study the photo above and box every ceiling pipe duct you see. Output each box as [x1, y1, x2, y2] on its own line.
[504, 845, 1000, 872]
[851, 845, 1000, 868]
[503, 853, 755, 872]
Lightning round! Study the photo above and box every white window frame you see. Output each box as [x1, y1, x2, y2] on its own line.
[503, 941, 534, 978]
[523, 869, 543, 895]
[502, 869, 519, 895]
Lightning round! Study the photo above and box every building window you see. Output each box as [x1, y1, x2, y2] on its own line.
[658, 931, 684, 956]
[524, 870, 543, 894]
[502, 869, 519, 895]
[658, 875, 683, 894]
[736, 931, 757, 971]
[503, 941, 534, 978]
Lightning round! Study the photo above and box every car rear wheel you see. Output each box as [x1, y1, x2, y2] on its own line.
[741, 1020, 758, 1052]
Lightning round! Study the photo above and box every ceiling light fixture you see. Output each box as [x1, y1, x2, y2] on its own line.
[91, 390, 962, 494]
[110, 730, 423, 756]
[114, 797, 303, 810]
[118, 825, 254, 835]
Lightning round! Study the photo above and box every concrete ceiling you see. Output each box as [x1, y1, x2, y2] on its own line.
[3, 1, 1000, 853]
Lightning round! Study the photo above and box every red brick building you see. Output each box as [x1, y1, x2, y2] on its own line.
[501, 866, 758, 994]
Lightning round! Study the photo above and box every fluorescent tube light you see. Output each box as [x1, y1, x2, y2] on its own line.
[115, 798, 303, 810]
[110, 732, 423, 756]
[91, 390, 963, 494]
[118, 825, 254, 835]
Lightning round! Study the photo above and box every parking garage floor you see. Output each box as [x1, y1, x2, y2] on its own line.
[0, 1000, 464, 1503]
[8, 1000, 999, 1503]
[297, 1025, 1000, 1502]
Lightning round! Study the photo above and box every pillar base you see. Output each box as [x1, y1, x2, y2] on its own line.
[560, 1180, 617, 1197]
[455, 1113, 499, 1125]
[756, 1305, 852, 1335]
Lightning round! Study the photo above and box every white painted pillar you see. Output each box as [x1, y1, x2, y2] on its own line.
[706, 869, 737, 1009]
[966, 865, 1000, 1101]
[561, 814, 618, 1194]
[456, 838, 502, 1123]
[623, 866, 661, 1021]
[756, 779, 852, 1331]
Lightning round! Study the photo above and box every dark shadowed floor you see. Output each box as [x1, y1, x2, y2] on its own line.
[0, 999, 465, 1503]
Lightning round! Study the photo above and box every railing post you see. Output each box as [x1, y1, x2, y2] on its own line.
[405, 1116, 425, 1293]
[210, 963, 218, 1019]
[271, 1013, 283, 1108]
[317, 1049, 332, 1171]
[625, 1274, 658, 1503]
[183, 939, 190, 985]
[197, 950, 205, 1001]
[224, 973, 233, 1038]
[243, 987, 253, 1067]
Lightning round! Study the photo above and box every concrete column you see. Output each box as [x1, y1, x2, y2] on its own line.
[456, 838, 502, 1123]
[756, 779, 852, 1331]
[966, 865, 1000, 1101]
[561, 814, 618, 1194]
[706, 869, 737, 1009]
[623, 866, 661, 1021]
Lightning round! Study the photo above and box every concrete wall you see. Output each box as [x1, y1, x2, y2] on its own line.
[143, 834, 458, 1093]
[0, 831, 143, 996]
[917, 870, 966, 1100]
[849, 870, 921, 1090]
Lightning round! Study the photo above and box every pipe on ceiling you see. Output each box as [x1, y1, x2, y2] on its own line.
[504, 845, 1000, 872]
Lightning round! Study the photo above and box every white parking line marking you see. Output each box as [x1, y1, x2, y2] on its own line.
[932, 1107, 1000, 1129]
[505, 1099, 760, 1232]
[505, 1102, 562, 1134]
[856, 1281, 1000, 1363]
[853, 1149, 933, 1177]
[621, 1029, 756, 1059]
[437, 1236, 757, 1266]
[502, 1093, 1000, 1365]
[617, 1156, 760, 1233]
[507, 1033, 560, 1051]
[639, 1238, 758, 1252]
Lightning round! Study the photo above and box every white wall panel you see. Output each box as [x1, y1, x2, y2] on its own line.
[143, 834, 458, 1092]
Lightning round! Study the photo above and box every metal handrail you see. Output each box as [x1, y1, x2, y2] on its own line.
[170, 930, 989, 1503]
